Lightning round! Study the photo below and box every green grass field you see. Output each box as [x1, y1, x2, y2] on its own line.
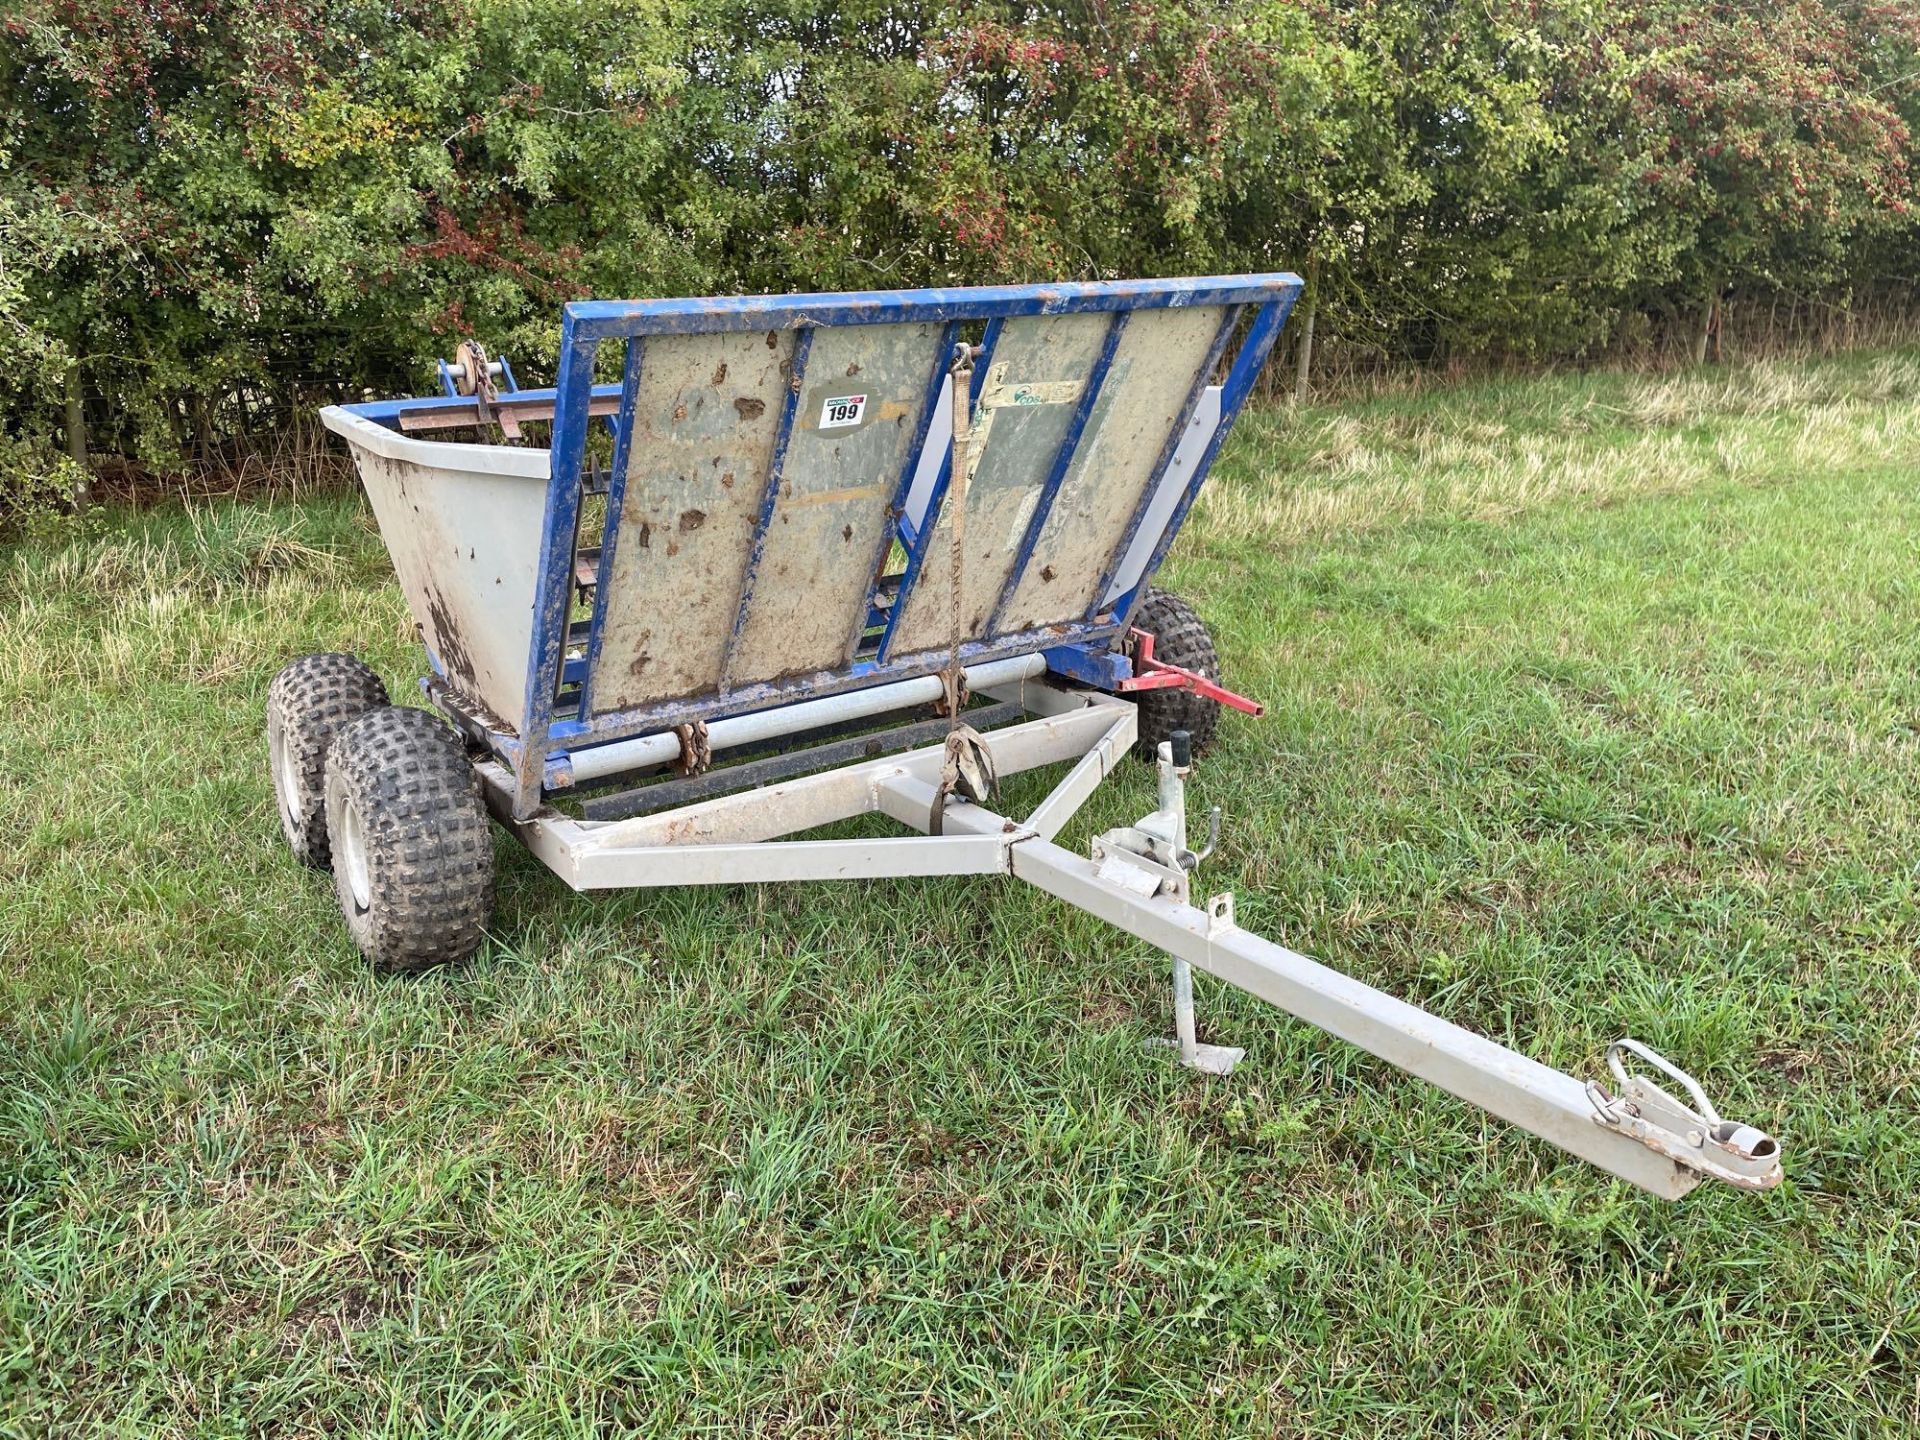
[4, 353, 1919, 1436]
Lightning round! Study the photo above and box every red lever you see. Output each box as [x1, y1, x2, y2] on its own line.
[1116, 629, 1265, 716]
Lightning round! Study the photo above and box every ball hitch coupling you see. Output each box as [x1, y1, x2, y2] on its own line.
[1586, 1039, 1783, 1190]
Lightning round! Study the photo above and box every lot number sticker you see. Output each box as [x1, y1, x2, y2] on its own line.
[820, 393, 867, 429]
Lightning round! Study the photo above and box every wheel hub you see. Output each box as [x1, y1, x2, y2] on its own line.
[270, 718, 300, 824]
[338, 798, 372, 911]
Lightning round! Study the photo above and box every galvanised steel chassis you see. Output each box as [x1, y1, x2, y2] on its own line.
[473, 667, 1779, 1201]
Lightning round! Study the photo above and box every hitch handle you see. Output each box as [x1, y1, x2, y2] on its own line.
[1586, 1039, 1782, 1190]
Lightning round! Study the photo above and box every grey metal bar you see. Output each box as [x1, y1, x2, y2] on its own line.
[873, 783, 1702, 1199]
[577, 698, 1022, 790]
[1008, 836, 1700, 1199]
[555, 653, 1047, 787]
[579, 702, 1024, 820]
[570, 834, 1013, 889]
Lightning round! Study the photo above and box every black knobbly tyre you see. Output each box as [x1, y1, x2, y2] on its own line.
[267, 653, 390, 868]
[1128, 588, 1224, 763]
[323, 706, 494, 973]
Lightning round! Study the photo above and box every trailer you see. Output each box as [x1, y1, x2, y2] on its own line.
[272, 276, 1782, 1200]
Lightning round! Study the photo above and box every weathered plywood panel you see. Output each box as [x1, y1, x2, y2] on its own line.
[889, 312, 1110, 655]
[590, 329, 795, 710]
[1000, 305, 1225, 630]
[725, 322, 944, 685]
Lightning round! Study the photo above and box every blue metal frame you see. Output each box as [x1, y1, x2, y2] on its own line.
[560, 276, 1301, 342]
[574, 338, 645, 718]
[514, 326, 603, 814]
[982, 309, 1130, 636]
[874, 317, 1003, 665]
[846, 319, 961, 664]
[336, 275, 1302, 819]
[1041, 643, 1132, 689]
[346, 381, 621, 427]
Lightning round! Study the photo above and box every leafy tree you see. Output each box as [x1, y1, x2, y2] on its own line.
[1615, 1, 1918, 356]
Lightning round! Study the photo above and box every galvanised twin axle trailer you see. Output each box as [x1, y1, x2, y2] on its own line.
[267, 276, 1782, 1200]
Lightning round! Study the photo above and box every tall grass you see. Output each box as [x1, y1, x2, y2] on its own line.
[3, 348, 1918, 1435]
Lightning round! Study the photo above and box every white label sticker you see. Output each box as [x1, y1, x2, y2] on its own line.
[819, 393, 867, 429]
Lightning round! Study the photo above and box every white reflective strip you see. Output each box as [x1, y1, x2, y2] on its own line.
[1101, 385, 1222, 606]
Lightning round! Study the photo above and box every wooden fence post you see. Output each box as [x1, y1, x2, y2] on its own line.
[1693, 287, 1715, 365]
[64, 361, 92, 508]
[1293, 250, 1320, 405]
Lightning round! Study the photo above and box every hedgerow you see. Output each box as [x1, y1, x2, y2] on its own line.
[2, 1, 1917, 497]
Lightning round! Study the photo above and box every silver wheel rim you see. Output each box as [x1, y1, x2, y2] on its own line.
[339, 797, 372, 911]
[271, 718, 301, 824]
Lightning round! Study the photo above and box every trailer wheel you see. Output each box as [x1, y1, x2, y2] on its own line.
[267, 653, 390, 868]
[323, 706, 494, 973]
[1128, 588, 1223, 763]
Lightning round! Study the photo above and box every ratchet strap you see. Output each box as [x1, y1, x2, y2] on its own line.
[671, 720, 712, 778]
[930, 342, 998, 836]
